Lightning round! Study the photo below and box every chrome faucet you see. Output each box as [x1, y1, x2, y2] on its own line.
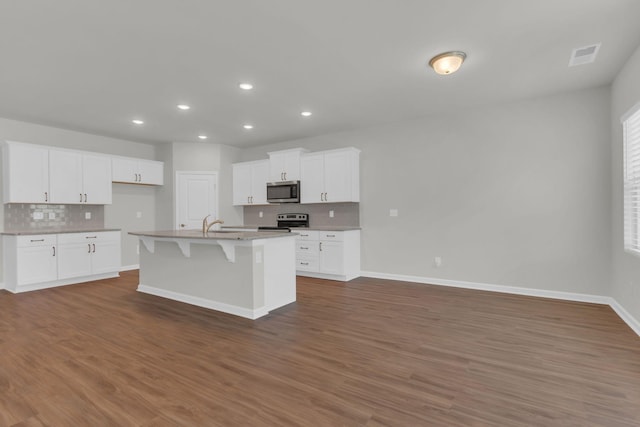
[202, 215, 224, 233]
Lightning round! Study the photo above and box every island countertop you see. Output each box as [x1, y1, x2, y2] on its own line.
[129, 229, 295, 241]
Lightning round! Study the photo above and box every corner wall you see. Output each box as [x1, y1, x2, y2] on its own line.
[611, 44, 640, 324]
[242, 87, 612, 297]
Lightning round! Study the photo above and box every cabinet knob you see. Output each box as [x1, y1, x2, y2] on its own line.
[180, 224, 186, 228]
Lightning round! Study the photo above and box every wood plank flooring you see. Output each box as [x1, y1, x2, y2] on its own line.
[0, 271, 639, 426]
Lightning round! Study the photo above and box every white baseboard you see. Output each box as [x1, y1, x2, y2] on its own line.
[361, 271, 640, 338]
[137, 284, 269, 320]
[120, 264, 140, 272]
[609, 299, 640, 337]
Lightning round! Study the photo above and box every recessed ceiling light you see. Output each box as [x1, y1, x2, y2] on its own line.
[132, 119, 144, 125]
[198, 135, 208, 140]
[301, 111, 312, 117]
[177, 104, 191, 110]
[243, 124, 254, 130]
[239, 83, 254, 91]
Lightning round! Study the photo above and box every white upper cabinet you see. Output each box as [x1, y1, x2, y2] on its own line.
[49, 150, 112, 204]
[232, 160, 269, 206]
[112, 157, 163, 185]
[2, 142, 50, 203]
[300, 147, 360, 204]
[268, 148, 308, 182]
[82, 154, 112, 204]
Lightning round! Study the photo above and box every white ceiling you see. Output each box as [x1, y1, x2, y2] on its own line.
[1, 0, 639, 147]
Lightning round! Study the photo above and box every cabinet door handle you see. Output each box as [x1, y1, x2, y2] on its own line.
[84, 193, 87, 203]
[44, 192, 48, 202]
[284, 172, 287, 180]
[319, 242, 323, 251]
[139, 174, 142, 182]
[300, 246, 308, 250]
[280, 172, 283, 180]
[52, 246, 56, 256]
[80, 193, 83, 202]
[324, 192, 328, 201]
[250, 196, 253, 204]
[326, 234, 335, 238]
[88, 244, 91, 253]
[300, 262, 309, 266]
[92, 243, 96, 253]
[85, 236, 97, 239]
[30, 239, 45, 242]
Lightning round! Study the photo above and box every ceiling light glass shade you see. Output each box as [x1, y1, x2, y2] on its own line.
[429, 51, 466, 75]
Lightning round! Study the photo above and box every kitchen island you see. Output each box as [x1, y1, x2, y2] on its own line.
[129, 230, 296, 319]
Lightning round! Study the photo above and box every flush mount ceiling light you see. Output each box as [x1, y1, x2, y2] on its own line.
[177, 104, 191, 110]
[301, 111, 312, 117]
[243, 124, 254, 130]
[239, 83, 254, 90]
[428, 51, 467, 75]
[198, 135, 208, 140]
[131, 119, 144, 125]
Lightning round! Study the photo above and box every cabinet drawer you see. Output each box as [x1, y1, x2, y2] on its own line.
[296, 257, 319, 272]
[58, 231, 120, 244]
[296, 241, 319, 255]
[295, 230, 319, 241]
[319, 231, 343, 241]
[16, 235, 56, 247]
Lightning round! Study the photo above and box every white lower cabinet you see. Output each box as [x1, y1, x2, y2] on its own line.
[3, 231, 121, 293]
[57, 232, 121, 280]
[295, 230, 360, 281]
[15, 235, 58, 286]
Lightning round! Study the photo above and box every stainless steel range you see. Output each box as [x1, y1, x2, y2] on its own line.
[257, 213, 309, 232]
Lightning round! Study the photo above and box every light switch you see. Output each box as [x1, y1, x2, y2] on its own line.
[259, 211, 263, 218]
[85, 212, 91, 220]
[390, 209, 399, 217]
[329, 210, 334, 218]
[33, 211, 44, 220]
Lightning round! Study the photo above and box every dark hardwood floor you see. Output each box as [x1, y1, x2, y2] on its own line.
[0, 271, 639, 426]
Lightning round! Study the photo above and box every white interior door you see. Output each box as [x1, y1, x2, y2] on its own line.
[176, 172, 218, 230]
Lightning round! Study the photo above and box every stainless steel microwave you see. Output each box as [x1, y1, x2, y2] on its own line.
[267, 181, 300, 203]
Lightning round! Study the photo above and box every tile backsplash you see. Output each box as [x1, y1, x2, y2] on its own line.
[243, 202, 359, 227]
[4, 204, 104, 231]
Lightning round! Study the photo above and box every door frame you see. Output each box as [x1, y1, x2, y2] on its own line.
[174, 171, 219, 230]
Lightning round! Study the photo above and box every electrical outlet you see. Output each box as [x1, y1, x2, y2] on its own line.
[434, 256, 442, 267]
[329, 210, 334, 218]
[390, 209, 399, 217]
[48, 212, 55, 220]
[33, 211, 44, 220]
[136, 211, 142, 219]
[259, 211, 263, 218]
[85, 212, 91, 220]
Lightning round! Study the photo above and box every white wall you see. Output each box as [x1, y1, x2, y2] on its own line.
[611, 44, 640, 322]
[242, 87, 612, 296]
[155, 142, 243, 230]
[0, 117, 160, 272]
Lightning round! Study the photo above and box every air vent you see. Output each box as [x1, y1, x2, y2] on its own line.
[569, 43, 601, 67]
